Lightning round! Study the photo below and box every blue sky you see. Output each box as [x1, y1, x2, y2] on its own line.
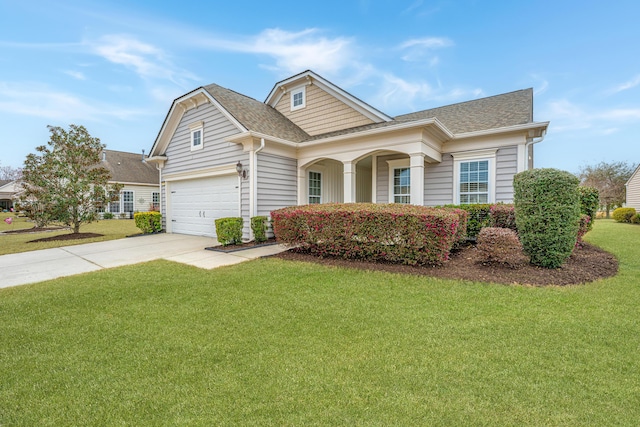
[1, 0, 639, 173]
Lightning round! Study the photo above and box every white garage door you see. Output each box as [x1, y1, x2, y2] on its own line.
[169, 175, 239, 237]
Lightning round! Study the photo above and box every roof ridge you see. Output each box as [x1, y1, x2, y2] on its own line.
[395, 88, 533, 118]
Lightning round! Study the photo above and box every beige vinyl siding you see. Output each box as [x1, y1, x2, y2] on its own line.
[495, 146, 518, 202]
[163, 103, 244, 176]
[257, 153, 297, 215]
[424, 154, 454, 206]
[626, 167, 640, 209]
[125, 184, 158, 212]
[275, 84, 374, 136]
[356, 157, 372, 203]
[376, 154, 407, 204]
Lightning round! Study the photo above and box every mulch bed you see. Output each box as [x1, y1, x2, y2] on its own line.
[2, 226, 67, 234]
[271, 242, 618, 286]
[27, 233, 104, 243]
[206, 238, 279, 253]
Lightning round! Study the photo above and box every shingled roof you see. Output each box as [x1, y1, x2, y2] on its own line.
[101, 150, 158, 185]
[204, 84, 310, 143]
[394, 88, 534, 134]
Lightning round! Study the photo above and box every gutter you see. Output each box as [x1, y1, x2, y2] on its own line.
[525, 129, 546, 169]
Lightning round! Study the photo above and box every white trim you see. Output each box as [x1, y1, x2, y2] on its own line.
[386, 159, 410, 204]
[163, 164, 237, 182]
[290, 85, 306, 111]
[371, 155, 378, 203]
[189, 121, 204, 152]
[452, 150, 497, 204]
[453, 122, 549, 140]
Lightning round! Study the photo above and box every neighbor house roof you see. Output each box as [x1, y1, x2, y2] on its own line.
[0, 180, 11, 188]
[101, 150, 159, 185]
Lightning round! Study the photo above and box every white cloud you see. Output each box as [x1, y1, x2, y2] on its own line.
[540, 99, 640, 133]
[88, 34, 199, 87]
[0, 82, 149, 122]
[398, 37, 453, 63]
[63, 70, 86, 80]
[198, 28, 355, 76]
[611, 74, 640, 93]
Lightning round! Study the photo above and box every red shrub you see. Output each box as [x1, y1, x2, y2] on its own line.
[576, 214, 591, 248]
[477, 227, 528, 268]
[271, 203, 466, 265]
[489, 204, 516, 231]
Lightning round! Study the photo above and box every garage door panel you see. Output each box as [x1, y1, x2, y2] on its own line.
[169, 175, 239, 237]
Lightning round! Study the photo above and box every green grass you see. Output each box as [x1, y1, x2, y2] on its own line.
[0, 219, 639, 425]
[0, 212, 139, 255]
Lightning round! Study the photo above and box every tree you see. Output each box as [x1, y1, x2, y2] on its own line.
[0, 163, 22, 181]
[19, 124, 122, 233]
[578, 161, 636, 218]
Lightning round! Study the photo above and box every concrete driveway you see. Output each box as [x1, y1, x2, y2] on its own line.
[0, 233, 286, 289]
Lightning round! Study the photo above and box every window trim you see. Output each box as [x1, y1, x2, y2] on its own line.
[290, 86, 306, 111]
[189, 121, 204, 151]
[386, 159, 411, 204]
[452, 150, 497, 204]
[308, 170, 322, 204]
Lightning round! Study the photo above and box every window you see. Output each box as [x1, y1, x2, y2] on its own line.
[152, 192, 160, 211]
[453, 150, 496, 204]
[459, 160, 489, 204]
[122, 191, 134, 213]
[393, 167, 411, 204]
[308, 171, 322, 204]
[291, 87, 306, 110]
[189, 121, 204, 151]
[109, 201, 120, 213]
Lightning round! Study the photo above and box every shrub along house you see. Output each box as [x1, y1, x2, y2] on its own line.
[146, 70, 549, 239]
[99, 149, 160, 217]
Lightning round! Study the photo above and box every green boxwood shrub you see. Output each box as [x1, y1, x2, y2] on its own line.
[444, 203, 491, 238]
[134, 211, 162, 234]
[215, 217, 243, 246]
[103, 212, 114, 219]
[612, 207, 636, 223]
[271, 203, 466, 265]
[578, 186, 599, 230]
[513, 168, 581, 268]
[250, 216, 269, 243]
[631, 213, 640, 224]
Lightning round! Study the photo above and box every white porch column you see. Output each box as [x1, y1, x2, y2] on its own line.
[410, 153, 425, 206]
[297, 166, 307, 205]
[343, 161, 356, 203]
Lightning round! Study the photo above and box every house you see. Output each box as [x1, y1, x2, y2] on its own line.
[147, 70, 548, 239]
[625, 164, 640, 210]
[0, 179, 20, 211]
[100, 149, 160, 216]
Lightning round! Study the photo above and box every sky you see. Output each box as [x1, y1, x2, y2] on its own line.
[1, 0, 639, 174]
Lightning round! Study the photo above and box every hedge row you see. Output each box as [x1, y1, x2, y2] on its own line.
[443, 203, 515, 237]
[271, 203, 467, 265]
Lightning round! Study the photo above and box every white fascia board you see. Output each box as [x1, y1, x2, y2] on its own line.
[265, 70, 393, 123]
[302, 118, 453, 147]
[226, 131, 299, 148]
[453, 121, 550, 140]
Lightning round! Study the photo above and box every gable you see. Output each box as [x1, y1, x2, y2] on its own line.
[274, 83, 376, 136]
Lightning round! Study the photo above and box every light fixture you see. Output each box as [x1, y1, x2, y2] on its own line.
[236, 161, 247, 179]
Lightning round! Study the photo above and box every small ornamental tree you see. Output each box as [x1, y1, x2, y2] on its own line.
[513, 168, 581, 268]
[20, 125, 122, 233]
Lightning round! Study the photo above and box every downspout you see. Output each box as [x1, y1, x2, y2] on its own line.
[249, 138, 265, 240]
[524, 129, 546, 170]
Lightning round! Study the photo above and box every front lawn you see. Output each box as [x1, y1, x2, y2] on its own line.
[0, 220, 638, 425]
[0, 213, 139, 255]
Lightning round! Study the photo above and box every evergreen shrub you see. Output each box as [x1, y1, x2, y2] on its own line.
[250, 216, 269, 243]
[612, 207, 636, 223]
[271, 203, 466, 265]
[578, 186, 599, 230]
[477, 227, 528, 268]
[215, 217, 243, 246]
[134, 211, 162, 234]
[513, 168, 581, 268]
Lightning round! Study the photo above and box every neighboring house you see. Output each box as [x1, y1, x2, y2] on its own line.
[147, 70, 549, 239]
[100, 150, 160, 216]
[0, 179, 20, 210]
[625, 164, 640, 210]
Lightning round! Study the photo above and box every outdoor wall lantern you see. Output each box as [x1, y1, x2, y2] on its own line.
[236, 161, 247, 179]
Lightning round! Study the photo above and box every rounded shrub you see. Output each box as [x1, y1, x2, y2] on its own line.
[578, 186, 599, 230]
[477, 227, 528, 268]
[612, 207, 636, 223]
[215, 217, 243, 246]
[632, 213, 640, 224]
[513, 168, 581, 268]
